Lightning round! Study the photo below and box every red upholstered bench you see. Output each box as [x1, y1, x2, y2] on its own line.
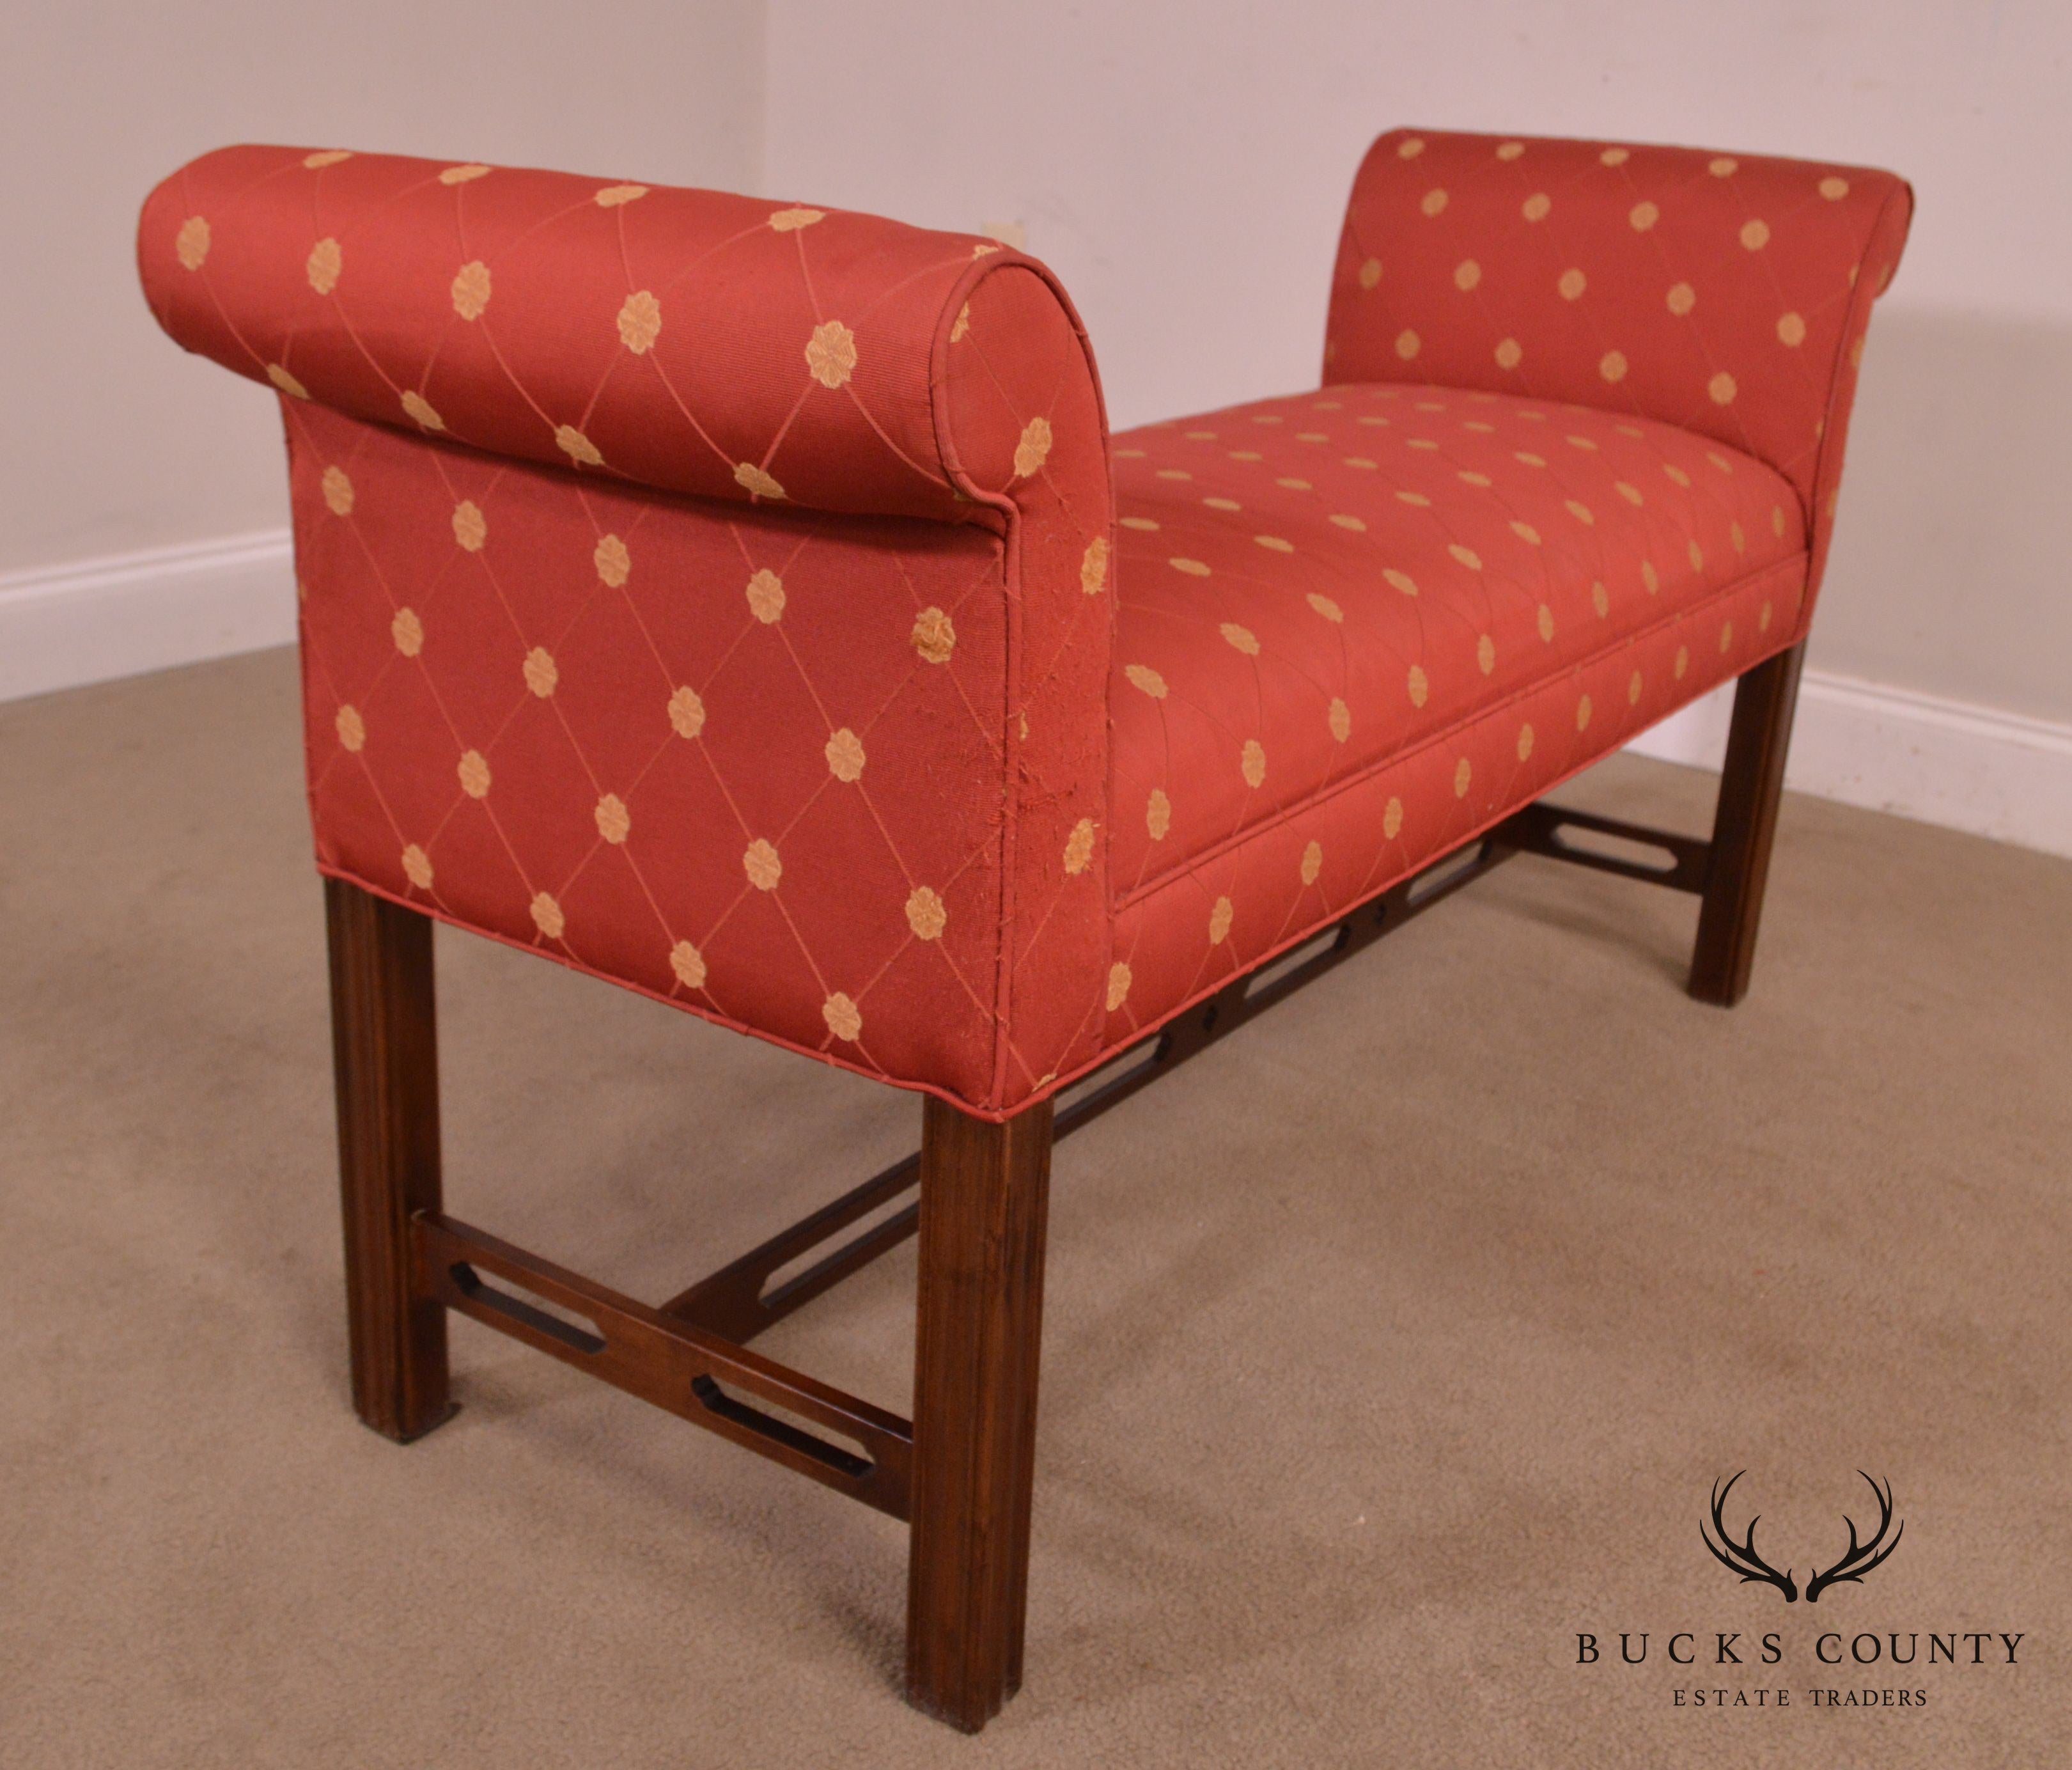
[139, 129, 1911, 1730]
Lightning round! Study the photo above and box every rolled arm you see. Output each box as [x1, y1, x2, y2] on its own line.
[139, 145, 1117, 1116]
[1324, 128, 1913, 610]
[139, 143, 1097, 529]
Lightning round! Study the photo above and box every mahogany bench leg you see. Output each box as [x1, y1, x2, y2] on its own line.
[905, 1095, 1054, 1732]
[1690, 641, 1807, 1008]
[324, 877, 454, 1442]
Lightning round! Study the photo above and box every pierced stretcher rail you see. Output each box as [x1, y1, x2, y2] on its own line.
[426, 797, 1705, 1515]
[414, 1212, 914, 1517]
[666, 801, 1705, 1351]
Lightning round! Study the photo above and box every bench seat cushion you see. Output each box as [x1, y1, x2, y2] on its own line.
[1096, 381, 1807, 1041]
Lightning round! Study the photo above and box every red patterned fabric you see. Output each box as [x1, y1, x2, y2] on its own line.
[1327, 129, 1910, 616]
[1105, 384, 1802, 900]
[138, 144, 1077, 526]
[138, 132, 1911, 1119]
[140, 145, 1114, 1112]
[1100, 386, 1804, 1042]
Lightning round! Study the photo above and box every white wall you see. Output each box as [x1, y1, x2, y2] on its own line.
[0, 0, 764, 576]
[761, 0, 2072, 730]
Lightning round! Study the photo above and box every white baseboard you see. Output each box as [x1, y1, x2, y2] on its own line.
[5, 529, 2069, 859]
[0, 529, 295, 704]
[1628, 668, 2072, 860]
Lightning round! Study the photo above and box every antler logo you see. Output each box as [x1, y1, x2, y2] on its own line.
[1701, 1471, 1903, 1604]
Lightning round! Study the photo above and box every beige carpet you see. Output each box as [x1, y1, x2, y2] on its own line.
[3, 648, 2067, 1769]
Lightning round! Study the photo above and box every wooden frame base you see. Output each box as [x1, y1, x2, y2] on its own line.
[419, 1211, 914, 1515]
[326, 878, 452, 1443]
[320, 646, 1805, 1732]
[1690, 641, 1806, 1005]
[906, 1097, 1054, 1730]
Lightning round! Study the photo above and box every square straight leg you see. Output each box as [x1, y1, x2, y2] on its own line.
[324, 877, 453, 1441]
[1690, 641, 1807, 1006]
[905, 1095, 1055, 1732]
[325, 872, 1057, 1725]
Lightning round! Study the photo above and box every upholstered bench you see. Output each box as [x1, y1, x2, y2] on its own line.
[139, 128, 1911, 1730]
